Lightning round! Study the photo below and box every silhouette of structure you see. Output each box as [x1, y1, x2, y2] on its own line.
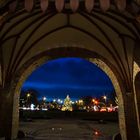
[0, 0, 140, 140]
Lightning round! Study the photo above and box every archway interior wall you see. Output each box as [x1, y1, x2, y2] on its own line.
[133, 62, 140, 136]
[0, 11, 138, 87]
[134, 40, 140, 68]
[89, 58, 126, 140]
[0, 4, 139, 140]
[11, 55, 50, 139]
[11, 48, 126, 140]
[0, 64, 2, 86]
[16, 28, 116, 71]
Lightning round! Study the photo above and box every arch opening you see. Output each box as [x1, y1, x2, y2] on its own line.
[19, 57, 120, 139]
[10, 47, 126, 140]
[0, 3, 140, 139]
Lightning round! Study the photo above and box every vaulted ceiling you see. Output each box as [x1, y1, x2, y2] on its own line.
[0, 0, 140, 91]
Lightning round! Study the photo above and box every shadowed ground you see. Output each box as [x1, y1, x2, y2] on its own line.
[18, 119, 119, 140]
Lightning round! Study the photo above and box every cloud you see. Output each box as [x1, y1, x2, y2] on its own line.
[22, 57, 114, 98]
[22, 81, 113, 90]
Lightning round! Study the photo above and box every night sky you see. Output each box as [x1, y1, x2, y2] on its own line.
[22, 58, 114, 101]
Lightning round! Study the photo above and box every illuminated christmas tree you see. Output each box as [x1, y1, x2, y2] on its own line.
[61, 95, 73, 111]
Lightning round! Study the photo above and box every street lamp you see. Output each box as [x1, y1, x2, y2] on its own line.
[26, 93, 31, 108]
[103, 96, 107, 103]
[27, 93, 31, 98]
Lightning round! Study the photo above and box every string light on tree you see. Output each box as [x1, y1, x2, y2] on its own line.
[61, 95, 73, 111]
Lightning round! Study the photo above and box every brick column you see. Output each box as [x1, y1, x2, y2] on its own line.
[0, 88, 17, 140]
[123, 92, 140, 140]
[0, 89, 6, 138]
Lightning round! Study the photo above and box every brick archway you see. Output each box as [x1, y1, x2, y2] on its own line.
[135, 72, 140, 136]
[9, 47, 127, 140]
[0, 1, 140, 139]
[133, 62, 140, 136]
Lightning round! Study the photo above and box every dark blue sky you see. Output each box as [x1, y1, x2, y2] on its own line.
[22, 58, 114, 100]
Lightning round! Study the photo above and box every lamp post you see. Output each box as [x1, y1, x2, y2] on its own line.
[103, 96, 107, 104]
[27, 93, 31, 98]
[26, 93, 31, 107]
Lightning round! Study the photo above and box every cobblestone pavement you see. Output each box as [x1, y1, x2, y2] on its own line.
[19, 119, 119, 140]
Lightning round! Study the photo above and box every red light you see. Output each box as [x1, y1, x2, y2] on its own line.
[95, 131, 99, 135]
[94, 101, 98, 104]
[100, 107, 107, 112]
[107, 107, 113, 112]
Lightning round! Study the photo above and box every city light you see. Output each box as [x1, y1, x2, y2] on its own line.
[94, 100, 98, 104]
[71, 101, 74, 104]
[79, 100, 83, 103]
[94, 131, 99, 136]
[31, 104, 35, 110]
[42, 108, 48, 111]
[92, 99, 95, 103]
[103, 96, 107, 104]
[53, 99, 56, 102]
[103, 96, 107, 100]
[19, 94, 118, 112]
[93, 105, 99, 112]
[43, 97, 46, 101]
[27, 93, 31, 97]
